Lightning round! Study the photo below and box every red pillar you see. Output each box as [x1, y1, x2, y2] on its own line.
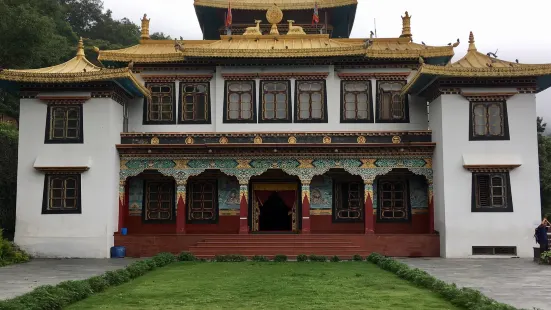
[176, 181, 186, 234]
[239, 184, 249, 234]
[428, 182, 434, 234]
[118, 180, 126, 233]
[301, 183, 311, 234]
[364, 181, 375, 234]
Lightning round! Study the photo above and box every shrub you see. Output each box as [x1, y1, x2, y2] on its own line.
[352, 254, 363, 261]
[252, 255, 269, 262]
[126, 261, 149, 278]
[145, 259, 157, 270]
[309, 255, 327, 262]
[229, 254, 247, 262]
[273, 254, 287, 262]
[540, 250, 551, 264]
[330, 255, 341, 262]
[296, 254, 308, 262]
[367, 252, 383, 263]
[56, 280, 93, 303]
[27, 285, 71, 309]
[0, 230, 30, 267]
[153, 252, 176, 267]
[214, 255, 229, 262]
[177, 251, 197, 262]
[103, 269, 130, 286]
[87, 276, 110, 293]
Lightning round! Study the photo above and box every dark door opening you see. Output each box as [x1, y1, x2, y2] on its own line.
[259, 192, 292, 232]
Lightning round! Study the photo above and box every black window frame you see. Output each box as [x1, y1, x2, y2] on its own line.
[471, 172, 513, 212]
[294, 80, 328, 123]
[375, 80, 409, 123]
[142, 179, 176, 223]
[44, 104, 84, 144]
[41, 174, 82, 214]
[178, 82, 212, 124]
[332, 180, 364, 223]
[376, 178, 411, 223]
[469, 101, 510, 141]
[142, 82, 177, 125]
[223, 80, 257, 124]
[340, 80, 374, 123]
[258, 80, 292, 123]
[187, 179, 219, 224]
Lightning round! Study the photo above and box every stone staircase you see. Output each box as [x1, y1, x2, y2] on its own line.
[188, 234, 367, 259]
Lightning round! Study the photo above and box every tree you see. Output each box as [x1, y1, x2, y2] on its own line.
[538, 117, 551, 217]
[151, 32, 172, 40]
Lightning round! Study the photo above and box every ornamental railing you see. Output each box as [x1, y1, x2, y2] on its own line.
[218, 23, 334, 37]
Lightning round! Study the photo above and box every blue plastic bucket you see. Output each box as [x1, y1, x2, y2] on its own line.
[121, 228, 128, 236]
[110, 246, 126, 258]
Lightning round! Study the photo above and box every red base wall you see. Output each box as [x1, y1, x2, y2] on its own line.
[310, 214, 429, 234]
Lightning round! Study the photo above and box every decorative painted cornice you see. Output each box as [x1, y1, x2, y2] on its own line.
[221, 72, 329, 81]
[141, 74, 214, 83]
[460, 91, 518, 102]
[463, 164, 521, 173]
[34, 166, 90, 173]
[337, 72, 410, 81]
[37, 95, 90, 105]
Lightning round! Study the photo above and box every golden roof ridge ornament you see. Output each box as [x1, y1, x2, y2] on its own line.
[243, 20, 263, 36]
[468, 31, 477, 51]
[266, 4, 283, 35]
[141, 14, 150, 40]
[76, 37, 85, 58]
[287, 20, 306, 35]
[400, 11, 412, 41]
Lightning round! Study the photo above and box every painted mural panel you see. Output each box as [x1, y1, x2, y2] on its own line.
[129, 178, 143, 216]
[218, 175, 240, 210]
[310, 175, 332, 210]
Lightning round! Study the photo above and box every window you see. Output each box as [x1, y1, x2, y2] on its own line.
[45, 105, 83, 143]
[144, 180, 175, 222]
[376, 81, 408, 123]
[179, 82, 211, 124]
[224, 81, 256, 123]
[295, 80, 327, 122]
[377, 179, 410, 222]
[42, 174, 81, 214]
[471, 172, 513, 212]
[187, 180, 218, 223]
[470, 102, 509, 140]
[259, 81, 291, 123]
[143, 83, 175, 124]
[341, 81, 373, 122]
[333, 181, 363, 222]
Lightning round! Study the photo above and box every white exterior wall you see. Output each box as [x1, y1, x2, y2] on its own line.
[129, 66, 427, 133]
[432, 91, 541, 258]
[15, 96, 123, 258]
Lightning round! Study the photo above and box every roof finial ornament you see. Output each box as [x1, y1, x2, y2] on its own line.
[141, 14, 150, 40]
[76, 37, 85, 58]
[400, 11, 412, 41]
[468, 31, 477, 51]
[287, 20, 306, 35]
[266, 4, 283, 35]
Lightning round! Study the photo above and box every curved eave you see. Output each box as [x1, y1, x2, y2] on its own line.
[193, 0, 357, 10]
[402, 64, 551, 95]
[366, 47, 454, 61]
[0, 68, 150, 98]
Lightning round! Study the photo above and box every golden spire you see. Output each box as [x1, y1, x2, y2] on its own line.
[141, 14, 150, 40]
[468, 31, 477, 51]
[400, 11, 412, 40]
[76, 37, 85, 58]
[266, 4, 283, 35]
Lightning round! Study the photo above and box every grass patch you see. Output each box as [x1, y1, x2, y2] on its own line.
[68, 262, 461, 310]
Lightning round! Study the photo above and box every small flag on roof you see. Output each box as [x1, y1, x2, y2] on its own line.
[312, 2, 320, 25]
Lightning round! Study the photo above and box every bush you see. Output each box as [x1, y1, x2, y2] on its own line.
[309, 255, 327, 262]
[214, 254, 247, 262]
[87, 276, 110, 293]
[126, 261, 149, 278]
[252, 255, 269, 262]
[177, 251, 197, 262]
[273, 254, 287, 262]
[0, 230, 30, 267]
[145, 259, 157, 270]
[0, 123, 18, 237]
[296, 254, 308, 262]
[352, 254, 363, 261]
[330, 255, 341, 262]
[27, 285, 71, 309]
[103, 269, 130, 286]
[153, 252, 176, 267]
[56, 280, 93, 303]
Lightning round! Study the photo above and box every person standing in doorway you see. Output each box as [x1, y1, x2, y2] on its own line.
[535, 217, 551, 253]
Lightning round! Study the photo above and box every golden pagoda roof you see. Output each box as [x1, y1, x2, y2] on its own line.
[98, 36, 454, 63]
[0, 38, 149, 97]
[402, 32, 551, 95]
[194, 0, 357, 10]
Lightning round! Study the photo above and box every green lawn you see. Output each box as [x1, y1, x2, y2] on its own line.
[69, 262, 461, 310]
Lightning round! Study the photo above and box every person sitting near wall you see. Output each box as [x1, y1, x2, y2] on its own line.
[535, 217, 551, 253]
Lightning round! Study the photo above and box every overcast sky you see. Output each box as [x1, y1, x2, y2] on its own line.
[103, 0, 551, 121]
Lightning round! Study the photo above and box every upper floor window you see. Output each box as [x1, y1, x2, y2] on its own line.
[377, 179, 410, 222]
[144, 180, 175, 222]
[224, 81, 256, 123]
[376, 81, 408, 123]
[179, 83, 211, 124]
[42, 174, 81, 214]
[45, 105, 83, 144]
[341, 81, 373, 123]
[259, 81, 291, 123]
[333, 181, 363, 222]
[472, 172, 513, 212]
[295, 80, 327, 123]
[188, 180, 218, 224]
[143, 83, 175, 124]
[470, 102, 509, 141]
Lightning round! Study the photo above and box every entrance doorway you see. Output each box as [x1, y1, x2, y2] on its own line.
[259, 192, 292, 231]
[251, 180, 299, 232]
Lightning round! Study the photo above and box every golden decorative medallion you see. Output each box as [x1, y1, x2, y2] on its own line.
[219, 136, 228, 144]
[150, 136, 159, 145]
[254, 136, 263, 144]
[288, 136, 297, 144]
[185, 136, 194, 144]
[266, 4, 283, 25]
[323, 136, 332, 144]
[357, 136, 366, 144]
[392, 136, 402, 144]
